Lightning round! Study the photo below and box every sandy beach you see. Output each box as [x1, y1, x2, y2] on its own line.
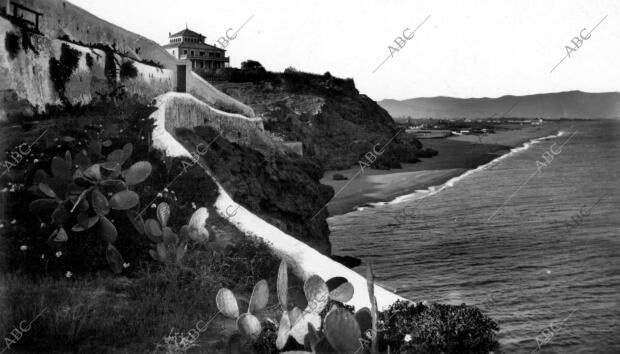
[322, 121, 565, 216]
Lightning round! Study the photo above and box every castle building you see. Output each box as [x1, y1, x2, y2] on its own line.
[163, 28, 229, 71]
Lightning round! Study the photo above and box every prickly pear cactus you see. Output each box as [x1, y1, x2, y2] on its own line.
[187, 207, 210, 243]
[324, 307, 363, 353]
[145, 202, 189, 265]
[28, 143, 152, 273]
[274, 261, 361, 349]
[216, 279, 269, 341]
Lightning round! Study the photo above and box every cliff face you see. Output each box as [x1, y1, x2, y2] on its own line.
[216, 72, 433, 170]
[174, 126, 334, 254]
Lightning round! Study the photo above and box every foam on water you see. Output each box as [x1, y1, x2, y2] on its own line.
[366, 129, 567, 208]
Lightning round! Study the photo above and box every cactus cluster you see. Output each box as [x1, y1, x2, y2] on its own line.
[215, 260, 382, 353]
[145, 202, 186, 265]
[216, 279, 270, 340]
[145, 203, 211, 265]
[275, 261, 377, 353]
[28, 142, 152, 273]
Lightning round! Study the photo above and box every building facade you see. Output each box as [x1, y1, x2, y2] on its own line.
[163, 28, 229, 71]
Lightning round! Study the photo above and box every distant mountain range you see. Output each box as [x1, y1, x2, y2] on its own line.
[378, 91, 620, 121]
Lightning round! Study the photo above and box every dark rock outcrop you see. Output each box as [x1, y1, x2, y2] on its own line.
[174, 126, 334, 255]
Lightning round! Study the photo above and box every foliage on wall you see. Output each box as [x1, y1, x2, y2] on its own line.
[85, 52, 94, 69]
[119, 60, 138, 80]
[49, 43, 82, 104]
[4, 31, 20, 60]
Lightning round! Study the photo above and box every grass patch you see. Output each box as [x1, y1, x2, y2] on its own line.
[0, 236, 280, 352]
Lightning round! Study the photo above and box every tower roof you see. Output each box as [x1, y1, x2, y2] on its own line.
[169, 28, 204, 38]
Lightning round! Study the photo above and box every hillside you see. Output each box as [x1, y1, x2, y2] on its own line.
[215, 68, 437, 170]
[380, 91, 620, 120]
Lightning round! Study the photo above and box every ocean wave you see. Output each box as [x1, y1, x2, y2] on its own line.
[366, 130, 566, 208]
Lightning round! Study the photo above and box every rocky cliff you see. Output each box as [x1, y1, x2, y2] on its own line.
[175, 126, 334, 254]
[215, 70, 436, 170]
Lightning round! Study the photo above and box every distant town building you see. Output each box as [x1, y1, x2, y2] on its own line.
[163, 27, 229, 71]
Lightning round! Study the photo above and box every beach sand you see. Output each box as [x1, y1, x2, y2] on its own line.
[322, 121, 564, 216]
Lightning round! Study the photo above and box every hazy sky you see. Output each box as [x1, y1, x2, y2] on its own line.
[70, 0, 620, 101]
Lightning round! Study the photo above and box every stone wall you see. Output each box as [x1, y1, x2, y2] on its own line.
[5, 0, 178, 68]
[188, 72, 255, 117]
[158, 93, 269, 150]
[0, 18, 173, 120]
[3, 0, 255, 117]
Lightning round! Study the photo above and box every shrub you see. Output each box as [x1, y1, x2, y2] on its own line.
[5, 31, 20, 59]
[217, 237, 280, 290]
[119, 60, 138, 80]
[379, 300, 500, 353]
[241, 60, 266, 73]
[85, 53, 94, 69]
[49, 43, 82, 104]
[103, 48, 117, 87]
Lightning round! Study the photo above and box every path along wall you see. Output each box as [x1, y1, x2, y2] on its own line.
[157, 93, 276, 152]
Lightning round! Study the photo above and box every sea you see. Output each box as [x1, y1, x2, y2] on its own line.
[328, 120, 620, 353]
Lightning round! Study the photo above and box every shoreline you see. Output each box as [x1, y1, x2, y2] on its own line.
[322, 122, 565, 217]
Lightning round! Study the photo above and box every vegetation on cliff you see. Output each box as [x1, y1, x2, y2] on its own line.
[174, 126, 334, 254]
[212, 61, 437, 170]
